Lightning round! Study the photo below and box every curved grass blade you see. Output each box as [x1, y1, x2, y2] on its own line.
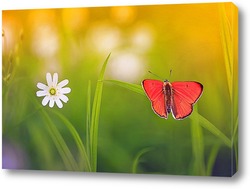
[191, 111, 231, 148]
[50, 110, 91, 172]
[105, 80, 145, 96]
[132, 147, 152, 173]
[206, 144, 221, 176]
[219, 3, 233, 102]
[86, 80, 92, 161]
[28, 125, 55, 169]
[190, 106, 205, 176]
[40, 109, 79, 171]
[90, 53, 111, 171]
[233, 115, 239, 171]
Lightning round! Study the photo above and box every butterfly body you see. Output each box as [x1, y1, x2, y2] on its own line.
[162, 80, 172, 114]
[142, 79, 203, 120]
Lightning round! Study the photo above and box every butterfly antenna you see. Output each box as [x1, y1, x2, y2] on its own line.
[148, 71, 164, 80]
[169, 69, 172, 79]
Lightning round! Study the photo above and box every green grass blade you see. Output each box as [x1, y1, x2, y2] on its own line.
[40, 109, 79, 171]
[191, 111, 231, 148]
[219, 3, 238, 174]
[50, 110, 91, 172]
[233, 115, 238, 142]
[233, 115, 238, 171]
[90, 53, 111, 171]
[86, 80, 92, 161]
[190, 106, 205, 176]
[233, 138, 238, 172]
[105, 79, 145, 96]
[206, 144, 221, 176]
[132, 147, 152, 173]
[219, 4, 233, 102]
[28, 125, 55, 170]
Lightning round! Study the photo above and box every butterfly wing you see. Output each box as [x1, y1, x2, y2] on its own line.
[171, 81, 203, 120]
[142, 79, 168, 118]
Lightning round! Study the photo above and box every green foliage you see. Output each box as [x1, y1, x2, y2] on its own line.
[49, 110, 91, 171]
[132, 147, 153, 173]
[219, 3, 238, 172]
[89, 53, 111, 171]
[40, 108, 79, 171]
[190, 106, 205, 175]
[105, 80, 145, 96]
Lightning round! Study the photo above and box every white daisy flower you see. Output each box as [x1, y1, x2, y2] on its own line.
[36, 73, 71, 108]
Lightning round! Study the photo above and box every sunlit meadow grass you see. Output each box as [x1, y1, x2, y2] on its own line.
[2, 51, 235, 174]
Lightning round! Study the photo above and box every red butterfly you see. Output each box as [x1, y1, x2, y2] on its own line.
[142, 78, 203, 120]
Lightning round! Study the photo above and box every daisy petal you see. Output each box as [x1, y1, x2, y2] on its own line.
[53, 73, 58, 86]
[58, 79, 69, 88]
[46, 73, 53, 86]
[42, 96, 50, 106]
[59, 94, 69, 103]
[37, 82, 48, 90]
[55, 99, 63, 108]
[36, 90, 47, 97]
[60, 87, 71, 94]
[49, 99, 55, 108]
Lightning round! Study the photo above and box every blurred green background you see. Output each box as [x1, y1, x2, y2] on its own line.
[2, 3, 238, 176]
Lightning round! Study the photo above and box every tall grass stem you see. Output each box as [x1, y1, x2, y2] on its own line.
[90, 53, 111, 171]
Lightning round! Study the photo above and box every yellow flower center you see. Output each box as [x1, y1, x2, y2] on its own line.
[49, 88, 56, 95]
